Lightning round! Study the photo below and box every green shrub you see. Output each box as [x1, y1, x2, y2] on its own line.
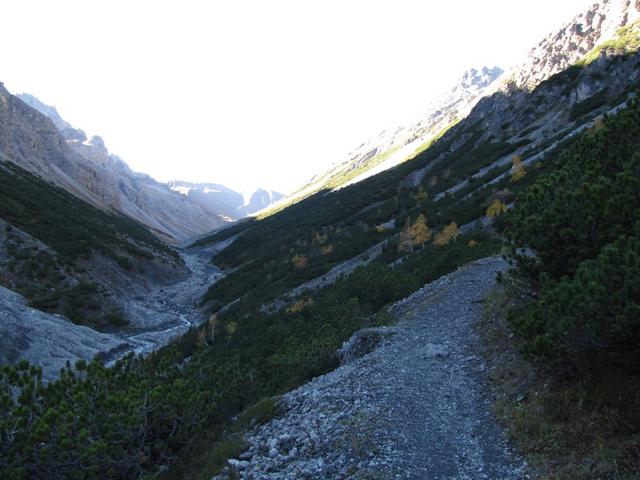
[506, 104, 640, 282]
[505, 99, 640, 370]
[511, 232, 640, 368]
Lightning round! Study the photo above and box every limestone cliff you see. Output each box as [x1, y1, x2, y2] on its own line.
[2, 90, 229, 241]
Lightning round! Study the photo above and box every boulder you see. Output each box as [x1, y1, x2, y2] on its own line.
[337, 327, 399, 365]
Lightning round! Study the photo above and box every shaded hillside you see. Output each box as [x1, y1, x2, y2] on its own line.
[196, 22, 640, 315]
[485, 86, 640, 479]
[0, 159, 184, 330]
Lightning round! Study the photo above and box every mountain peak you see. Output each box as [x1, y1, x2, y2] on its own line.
[86, 135, 105, 149]
[509, 0, 640, 90]
[17, 93, 73, 132]
[169, 181, 284, 218]
[3, 91, 233, 240]
[459, 66, 504, 90]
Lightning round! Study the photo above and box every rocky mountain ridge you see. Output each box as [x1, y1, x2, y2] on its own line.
[270, 66, 504, 212]
[6, 91, 227, 241]
[409, 7, 640, 201]
[509, 0, 640, 91]
[336, 65, 505, 179]
[168, 181, 284, 218]
[19, 94, 284, 230]
[272, 0, 640, 215]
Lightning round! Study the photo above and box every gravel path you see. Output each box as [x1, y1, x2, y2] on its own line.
[215, 256, 526, 479]
[375, 256, 523, 478]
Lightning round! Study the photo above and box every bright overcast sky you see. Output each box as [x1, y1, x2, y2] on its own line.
[1, 0, 593, 194]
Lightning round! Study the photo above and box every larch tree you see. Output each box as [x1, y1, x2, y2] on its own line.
[486, 199, 508, 219]
[511, 155, 527, 182]
[398, 214, 431, 252]
[434, 222, 459, 246]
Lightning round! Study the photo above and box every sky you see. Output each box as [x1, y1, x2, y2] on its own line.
[1, 0, 594, 194]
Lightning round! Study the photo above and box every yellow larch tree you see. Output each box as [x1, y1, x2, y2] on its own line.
[486, 199, 508, 218]
[292, 253, 308, 269]
[434, 222, 459, 246]
[511, 155, 527, 182]
[398, 214, 432, 252]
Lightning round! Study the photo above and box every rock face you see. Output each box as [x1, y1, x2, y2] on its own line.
[404, 66, 505, 145]
[242, 188, 285, 215]
[4, 91, 228, 241]
[0, 284, 128, 382]
[13, 93, 74, 133]
[485, 0, 640, 118]
[337, 326, 399, 365]
[394, 0, 640, 200]
[510, 0, 640, 90]
[443, 10, 640, 160]
[167, 181, 284, 218]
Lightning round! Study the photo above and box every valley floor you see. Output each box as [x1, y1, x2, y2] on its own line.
[214, 256, 526, 479]
[106, 239, 228, 363]
[0, 237, 227, 380]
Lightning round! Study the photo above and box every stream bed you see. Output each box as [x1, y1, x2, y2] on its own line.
[105, 238, 230, 365]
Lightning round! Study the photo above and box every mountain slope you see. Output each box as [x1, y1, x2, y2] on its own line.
[189, 19, 640, 472]
[211, 257, 524, 479]
[266, 66, 504, 214]
[2, 1, 640, 479]
[272, 0, 640, 214]
[0, 159, 185, 330]
[196, 23, 640, 316]
[3, 89, 228, 241]
[510, 0, 640, 90]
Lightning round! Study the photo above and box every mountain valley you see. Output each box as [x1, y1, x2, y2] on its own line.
[1, 1, 640, 479]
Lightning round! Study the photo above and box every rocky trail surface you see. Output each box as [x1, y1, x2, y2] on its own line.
[215, 256, 526, 479]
